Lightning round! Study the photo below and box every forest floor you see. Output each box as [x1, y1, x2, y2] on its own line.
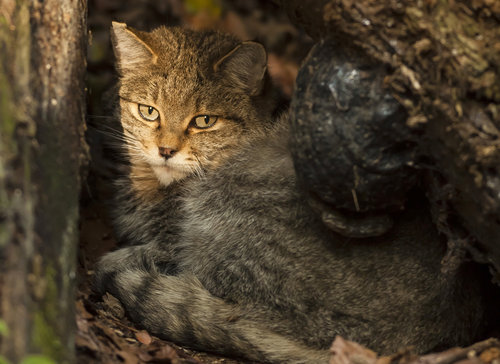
[79, 1, 311, 362]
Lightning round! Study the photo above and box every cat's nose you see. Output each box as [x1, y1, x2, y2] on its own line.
[158, 146, 177, 159]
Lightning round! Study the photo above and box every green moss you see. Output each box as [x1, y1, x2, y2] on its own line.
[0, 320, 9, 337]
[32, 265, 63, 362]
[0, 319, 9, 336]
[185, 0, 222, 17]
[0, 23, 15, 249]
[0, 211, 9, 247]
[0, 0, 26, 147]
[20, 355, 56, 364]
[0, 0, 33, 250]
[0, 66, 15, 156]
[14, 1, 31, 92]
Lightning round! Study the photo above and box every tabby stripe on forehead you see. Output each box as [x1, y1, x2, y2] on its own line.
[193, 97, 201, 116]
[150, 82, 160, 103]
[119, 96, 135, 103]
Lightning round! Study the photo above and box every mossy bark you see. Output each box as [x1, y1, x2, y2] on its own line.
[280, 0, 500, 277]
[0, 0, 87, 362]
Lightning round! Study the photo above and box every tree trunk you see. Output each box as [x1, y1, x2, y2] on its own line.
[280, 0, 500, 276]
[0, 0, 87, 362]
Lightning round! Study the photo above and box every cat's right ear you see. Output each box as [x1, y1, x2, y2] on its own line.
[110, 21, 157, 73]
[214, 41, 267, 96]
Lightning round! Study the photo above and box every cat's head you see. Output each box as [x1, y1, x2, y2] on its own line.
[110, 22, 273, 186]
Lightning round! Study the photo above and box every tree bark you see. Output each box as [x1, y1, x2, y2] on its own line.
[0, 0, 87, 362]
[280, 0, 500, 276]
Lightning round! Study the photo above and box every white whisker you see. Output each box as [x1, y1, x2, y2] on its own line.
[192, 155, 206, 180]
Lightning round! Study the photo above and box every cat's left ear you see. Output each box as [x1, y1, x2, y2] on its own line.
[214, 41, 267, 96]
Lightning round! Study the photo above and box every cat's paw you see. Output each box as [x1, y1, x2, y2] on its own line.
[93, 243, 178, 305]
[93, 246, 148, 297]
[94, 251, 157, 312]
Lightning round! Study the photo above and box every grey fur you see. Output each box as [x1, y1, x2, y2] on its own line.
[95, 24, 486, 363]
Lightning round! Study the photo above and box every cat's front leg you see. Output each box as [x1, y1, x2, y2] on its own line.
[93, 242, 176, 299]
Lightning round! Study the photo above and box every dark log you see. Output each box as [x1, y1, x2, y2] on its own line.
[280, 0, 500, 276]
[0, 0, 87, 362]
[290, 40, 416, 213]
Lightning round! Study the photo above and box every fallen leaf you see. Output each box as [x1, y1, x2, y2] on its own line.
[480, 348, 500, 363]
[330, 336, 377, 364]
[151, 344, 180, 360]
[135, 330, 153, 346]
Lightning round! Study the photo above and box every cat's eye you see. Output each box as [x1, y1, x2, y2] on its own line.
[138, 104, 160, 121]
[191, 115, 218, 129]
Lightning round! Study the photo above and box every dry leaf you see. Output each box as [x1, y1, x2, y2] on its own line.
[135, 330, 153, 346]
[330, 336, 377, 364]
[480, 348, 500, 363]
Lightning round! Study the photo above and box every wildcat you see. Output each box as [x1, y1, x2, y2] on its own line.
[102, 22, 274, 249]
[95, 22, 486, 363]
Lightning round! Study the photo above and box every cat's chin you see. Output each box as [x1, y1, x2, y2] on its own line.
[151, 165, 190, 186]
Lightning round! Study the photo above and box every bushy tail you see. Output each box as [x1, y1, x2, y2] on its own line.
[94, 248, 329, 364]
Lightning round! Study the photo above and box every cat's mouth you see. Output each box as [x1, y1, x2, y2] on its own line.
[150, 162, 194, 186]
[153, 160, 192, 172]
